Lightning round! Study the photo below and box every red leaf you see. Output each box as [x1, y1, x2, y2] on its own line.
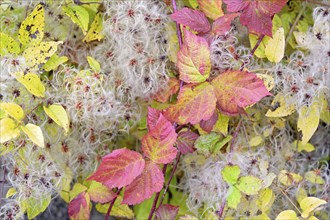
[163, 82, 217, 125]
[176, 131, 198, 154]
[223, 0, 287, 36]
[142, 114, 178, 164]
[200, 111, 218, 132]
[155, 204, 179, 220]
[68, 192, 90, 220]
[211, 70, 272, 116]
[211, 13, 240, 36]
[170, 7, 211, 34]
[87, 181, 117, 204]
[177, 29, 211, 83]
[147, 107, 161, 131]
[88, 148, 145, 188]
[152, 78, 180, 103]
[122, 162, 164, 205]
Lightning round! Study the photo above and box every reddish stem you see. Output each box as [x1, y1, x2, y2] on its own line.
[217, 200, 226, 220]
[104, 188, 122, 220]
[172, 0, 183, 48]
[229, 118, 243, 155]
[240, 34, 264, 71]
[147, 164, 168, 220]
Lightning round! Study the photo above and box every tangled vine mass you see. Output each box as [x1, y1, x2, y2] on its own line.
[0, 0, 329, 219]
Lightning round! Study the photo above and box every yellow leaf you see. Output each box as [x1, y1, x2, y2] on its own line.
[256, 74, 274, 91]
[59, 167, 73, 203]
[212, 112, 230, 136]
[297, 101, 321, 145]
[304, 171, 324, 185]
[249, 135, 263, 147]
[43, 54, 68, 71]
[6, 187, 17, 198]
[20, 123, 44, 148]
[278, 170, 303, 186]
[307, 216, 319, 220]
[300, 197, 327, 218]
[63, 6, 89, 35]
[43, 104, 70, 134]
[16, 73, 45, 97]
[296, 187, 308, 205]
[0, 32, 20, 56]
[18, 4, 44, 46]
[265, 28, 285, 63]
[22, 41, 62, 71]
[275, 210, 298, 220]
[256, 188, 275, 212]
[319, 95, 329, 124]
[266, 93, 295, 117]
[292, 140, 315, 153]
[0, 102, 24, 121]
[197, 0, 224, 20]
[70, 183, 87, 202]
[96, 195, 134, 219]
[83, 12, 104, 42]
[87, 56, 100, 72]
[0, 118, 20, 143]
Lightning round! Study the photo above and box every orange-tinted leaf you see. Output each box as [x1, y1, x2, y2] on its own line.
[224, 0, 287, 36]
[170, 8, 211, 34]
[211, 71, 271, 116]
[198, 0, 224, 20]
[176, 131, 198, 154]
[142, 114, 178, 164]
[88, 148, 145, 188]
[164, 82, 217, 124]
[200, 111, 218, 132]
[87, 181, 116, 204]
[152, 78, 180, 103]
[68, 192, 90, 220]
[122, 162, 164, 205]
[177, 29, 211, 83]
[155, 204, 179, 220]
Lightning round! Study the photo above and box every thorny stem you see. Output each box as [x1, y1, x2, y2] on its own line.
[172, 0, 183, 48]
[240, 35, 264, 71]
[158, 152, 182, 206]
[104, 188, 122, 220]
[147, 164, 168, 220]
[306, 0, 330, 7]
[285, 3, 307, 48]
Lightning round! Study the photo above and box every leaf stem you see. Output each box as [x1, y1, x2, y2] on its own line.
[217, 199, 226, 220]
[285, 3, 306, 48]
[172, 0, 183, 48]
[240, 35, 264, 71]
[147, 164, 168, 220]
[104, 188, 122, 220]
[158, 152, 182, 206]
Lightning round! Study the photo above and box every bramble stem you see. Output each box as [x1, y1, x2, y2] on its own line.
[217, 200, 226, 220]
[158, 152, 182, 206]
[240, 35, 264, 71]
[229, 118, 243, 155]
[172, 0, 183, 48]
[104, 188, 122, 220]
[147, 164, 168, 220]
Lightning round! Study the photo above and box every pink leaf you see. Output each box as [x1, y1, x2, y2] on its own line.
[142, 114, 178, 164]
[87, 181, 117, 204]
[147, 107, 161, 131]
[68, 192, 90, 220]
[223, 0, 287, 36]
[200, 111, 218, 132]
[170, 7, 211, 34]
[211, 70, 272, 116]
[211, 13, 240, 36]
[176, 131, 198, 154]
[122, 162, 164, 205]
[177, 29, 211, 83]
[155, 204, 179, 220]
[88, 148, 145, 188]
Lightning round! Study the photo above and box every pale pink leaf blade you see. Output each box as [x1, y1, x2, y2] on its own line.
[155, 204, 179, 220]
[68, 192, 90, 220]
[176, 131, 199, 154]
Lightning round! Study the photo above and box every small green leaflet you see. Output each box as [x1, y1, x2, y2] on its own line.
[0, 32, 20, 56]
[87, 56, 101, 72]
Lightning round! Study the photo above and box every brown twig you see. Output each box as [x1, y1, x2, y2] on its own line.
[104, 188, 122, 220]
[147, 164, 168, 220]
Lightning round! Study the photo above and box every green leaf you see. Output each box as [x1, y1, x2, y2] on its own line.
[236, 176, 262, 195]
[43, 54, 68, 71]
[20, 123, 44, 148]
[212, 112, 230, 136]
[96, 195, 134, 219]
[87, 56, 101, 72]
[221, 165, 240, 185]
[214, 135, 232, 153]
[23, 194, 51, 219]
[278, 170, 303, 186]
[227, 186, 241, 209]
[63, 6, 89, 35]
[0, 102, 24, 121]
[0, 118, 20, 143]
[300, 197, 327, 218]
[69, 183, 88, 202]
[256, 188, 275, 212]
[275, 210, 298, 220]
[6, 187, 17, 198]
[249, 135, 263, 147]
[194, 132, 220, 156]
[304, 171, 324, 185]
[0, 32, 20, 56]
[18, 3, 44, 46]
[292, 140, 315, 153]
[83, 12, 104, 42]
[15, 72, 45, 97]
[43, 104, 70, 134]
